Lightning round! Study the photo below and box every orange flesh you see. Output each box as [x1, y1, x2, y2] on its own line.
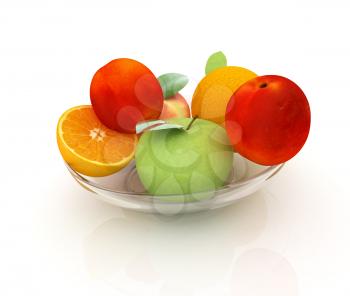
[60, 106, 136, 164]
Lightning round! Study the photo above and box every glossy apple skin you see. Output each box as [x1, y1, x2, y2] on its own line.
[90, 58, 164, 133]
[225, 75, 311, 165]
[159, 93, 190, 120]
[135, 118, 233, 199]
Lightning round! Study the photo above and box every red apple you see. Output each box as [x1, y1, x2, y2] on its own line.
[159, 93, 190, 120]
[90, 58, 164, 133]
[225, 75, 311, 165]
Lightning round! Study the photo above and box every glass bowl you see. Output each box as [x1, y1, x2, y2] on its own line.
[65, 154, 283, 214]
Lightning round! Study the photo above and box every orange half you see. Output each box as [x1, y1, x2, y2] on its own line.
[57, 105, 137, 176]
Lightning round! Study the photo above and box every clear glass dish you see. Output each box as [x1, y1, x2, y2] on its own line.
[66, 154, 284, 214]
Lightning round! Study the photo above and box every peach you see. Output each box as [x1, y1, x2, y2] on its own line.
[90, 58, 163, 133]
[225, 75, 311, 165]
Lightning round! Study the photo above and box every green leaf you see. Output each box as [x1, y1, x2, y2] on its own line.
[205, 51, 227, 75]
[157, 73, 189, 99]
[149, 123, 185, 131]
[136, 120, 185, 134]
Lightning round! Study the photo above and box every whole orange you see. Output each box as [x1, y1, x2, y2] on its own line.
[90, 58, 164, 133]
[191, 66, 256, 125]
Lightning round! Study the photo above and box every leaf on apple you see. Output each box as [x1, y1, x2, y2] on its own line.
[205, 51, 227, 75]
[157, 73, 189, 99]
[136, 119, 185, 134]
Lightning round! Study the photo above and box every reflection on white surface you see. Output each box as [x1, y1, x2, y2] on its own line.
[231, 249, 298, 296]
[84, 191, 269, 295]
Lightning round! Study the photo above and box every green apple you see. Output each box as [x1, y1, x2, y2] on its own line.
[135, 118, 233, 201]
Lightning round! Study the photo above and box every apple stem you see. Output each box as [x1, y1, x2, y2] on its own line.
[186, 116, 198, 130]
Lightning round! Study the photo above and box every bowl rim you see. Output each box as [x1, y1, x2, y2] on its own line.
[65, 160, 284, 200]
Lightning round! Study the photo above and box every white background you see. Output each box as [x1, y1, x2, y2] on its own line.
[1, 0, 350, 295]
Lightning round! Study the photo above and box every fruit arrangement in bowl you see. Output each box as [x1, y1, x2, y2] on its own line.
[57, 52, 311, 213]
